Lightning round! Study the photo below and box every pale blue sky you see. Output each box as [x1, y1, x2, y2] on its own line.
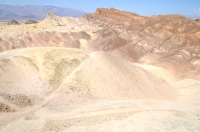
[1, 0, 200, 16]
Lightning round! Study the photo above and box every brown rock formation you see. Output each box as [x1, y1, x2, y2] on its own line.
[6, 19, 19, 25]
[92, 8, 146, 24]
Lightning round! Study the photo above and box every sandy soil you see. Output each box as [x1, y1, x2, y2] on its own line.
[0, 47, 199, 132]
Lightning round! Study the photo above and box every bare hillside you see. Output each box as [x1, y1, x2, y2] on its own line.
[0, 8, 200, 132]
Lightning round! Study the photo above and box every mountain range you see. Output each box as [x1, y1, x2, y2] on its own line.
[0, 4, 86, 21]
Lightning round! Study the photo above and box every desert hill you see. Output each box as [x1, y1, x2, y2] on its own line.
[0, 47, 199, 132]
[0, 8, 200, 78]
[0, 8, 200, 131]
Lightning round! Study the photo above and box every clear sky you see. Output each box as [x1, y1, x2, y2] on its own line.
[1, 0, 200, 16]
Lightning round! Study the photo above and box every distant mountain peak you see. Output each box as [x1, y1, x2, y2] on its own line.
[0, 4, 85, 21]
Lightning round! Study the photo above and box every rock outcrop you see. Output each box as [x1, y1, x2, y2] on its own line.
[22, 19, 38, 24]
[94, 8, 146, 24]
[6, 19, 19, 25]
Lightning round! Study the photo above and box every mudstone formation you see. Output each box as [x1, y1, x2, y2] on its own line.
[0, 8, 200, 132]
